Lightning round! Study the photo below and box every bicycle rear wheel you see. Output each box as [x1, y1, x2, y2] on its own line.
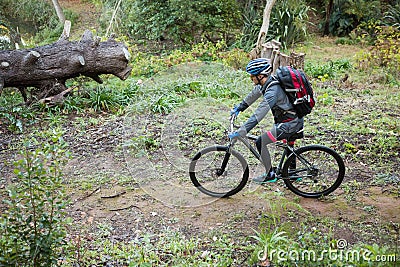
[189, 145, 249, 198]
[282, 145, 345, 198]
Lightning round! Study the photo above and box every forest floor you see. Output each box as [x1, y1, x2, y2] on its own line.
[0, 0, 399, 265]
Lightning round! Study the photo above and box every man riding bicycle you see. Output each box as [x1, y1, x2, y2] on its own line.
[229, 58, 304, 184]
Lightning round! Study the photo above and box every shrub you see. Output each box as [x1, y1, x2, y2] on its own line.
[233, 0, 263, 51]
[98, 0, 241, 45]
[305, 59, 353, 80]
[0, 0, 55, 32]
[269, 0, 311, 48]
[383, 2, 400, 29]
[0, 131, 71, 266]
[355, 25, 400, 79]
[324, 0, 381, 36]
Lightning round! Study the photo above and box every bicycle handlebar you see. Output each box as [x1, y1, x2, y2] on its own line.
[229, 114, 239, 133]
[229, 114, 258, 141]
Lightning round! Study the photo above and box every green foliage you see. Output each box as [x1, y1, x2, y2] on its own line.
[234, 0, 312, 50]
[305, 59, 353, 80]
[218, 48, 249, 70]
[335, 36, 357, 45]
[0, 89, 35, 133]
[38, 82, 140, 115]
[0, 0, 79, 45]
[150, 93, 186, 114]
[233, 1, 263, 51]
[130, 41, 245, 77]
[0, 131, 71, 266]
[126, 62, 247, 115]
[84, 85, 126, 113]
[269, 0, 311, 48]
[0, 106, 35, 133]
[250, 219, 397, 267]
[99, 0, 241, 45]
[62, 227, 247, 266]
[383, 2, 400, 29]
[355, 25, 400, 79]
[325, 0, 381, 36]
[0, 0, 55, 32]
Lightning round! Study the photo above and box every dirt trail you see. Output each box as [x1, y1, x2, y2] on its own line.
[63, 135, 400, 246]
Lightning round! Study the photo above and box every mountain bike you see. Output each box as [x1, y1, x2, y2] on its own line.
[189, 115, 345, 198]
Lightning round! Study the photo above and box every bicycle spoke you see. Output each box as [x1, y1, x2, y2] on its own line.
[189, 146, 249, 198]
[283, 145, 345, 198]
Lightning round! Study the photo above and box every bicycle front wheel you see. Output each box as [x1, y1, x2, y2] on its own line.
[189, 145, 249, 198]
[282, 145, 345, 198]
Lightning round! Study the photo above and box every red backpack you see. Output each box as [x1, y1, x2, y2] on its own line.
[275, 66, 315, 118]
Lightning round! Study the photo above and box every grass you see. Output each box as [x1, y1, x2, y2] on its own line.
[1, 37, 399, 266]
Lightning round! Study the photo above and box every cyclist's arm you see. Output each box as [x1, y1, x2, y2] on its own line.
[237, 90, 277, 136]
[236, 85, 263, 112]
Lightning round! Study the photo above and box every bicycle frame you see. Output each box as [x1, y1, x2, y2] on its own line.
[190, 115, 345, 198]
[230, 135, 296, 176]
[228, 114, 297, 176]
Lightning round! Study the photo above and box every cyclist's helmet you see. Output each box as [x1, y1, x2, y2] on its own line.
[245, 58, 271, 76]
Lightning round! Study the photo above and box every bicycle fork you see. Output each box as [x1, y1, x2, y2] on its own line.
[216, 149, 231, 176]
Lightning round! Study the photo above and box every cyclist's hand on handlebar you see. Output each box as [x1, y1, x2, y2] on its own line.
[228, 131, 240, 141]
[230, 105, 240, 117]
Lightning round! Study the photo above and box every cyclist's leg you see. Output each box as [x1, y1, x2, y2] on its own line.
[255, 124, 292, 172]
[255, 130, 277, 173]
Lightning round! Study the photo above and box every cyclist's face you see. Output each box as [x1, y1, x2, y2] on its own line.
[250, 74, 266, 85]
[250, 75, 259, 85]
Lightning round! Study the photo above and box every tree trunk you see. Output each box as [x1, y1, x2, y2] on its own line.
[52, 0, 66, 24]
[254, 0, 277, 57]
[0, 29, 131, 104]
[324, 0, 334, 35]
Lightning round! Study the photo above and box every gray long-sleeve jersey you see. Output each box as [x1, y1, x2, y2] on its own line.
[236, 77, 303, 138]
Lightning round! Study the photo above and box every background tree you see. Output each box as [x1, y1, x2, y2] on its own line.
[52, 0, 65, 24]
[255, 0, 277, 53]
[323, 0, 334, 35]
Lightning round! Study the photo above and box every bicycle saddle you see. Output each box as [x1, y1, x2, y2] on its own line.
[287, 129, 304, 142]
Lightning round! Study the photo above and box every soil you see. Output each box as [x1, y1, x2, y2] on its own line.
[2, 110, 398, 248]
[52, 112, 400, 247]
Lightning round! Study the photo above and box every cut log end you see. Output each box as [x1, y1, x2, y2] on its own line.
[77, 55, 85, 66]
[22, 51, 41, 66]
[123, 47, 131, 61]
[1, 62, 10, 69]
[116, 66, 132, 80]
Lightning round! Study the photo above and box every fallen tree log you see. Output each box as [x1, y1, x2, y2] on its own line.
[0, 29, 132, 104]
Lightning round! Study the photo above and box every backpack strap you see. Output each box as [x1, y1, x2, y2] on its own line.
[261, 76, 280, 94]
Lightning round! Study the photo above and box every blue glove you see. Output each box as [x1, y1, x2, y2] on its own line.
[230, 105, 240, 117]
[228, 131, 240, 140]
